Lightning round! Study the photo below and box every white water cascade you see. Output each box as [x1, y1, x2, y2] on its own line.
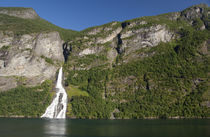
[41, 67, 68, 119]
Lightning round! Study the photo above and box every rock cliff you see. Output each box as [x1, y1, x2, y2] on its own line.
[0, 31, 64, 91]
[64, 4, 209, 70]
[0, 7, 39, 19]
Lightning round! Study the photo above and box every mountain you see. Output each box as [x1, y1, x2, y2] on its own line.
[0, 4, 209, 118]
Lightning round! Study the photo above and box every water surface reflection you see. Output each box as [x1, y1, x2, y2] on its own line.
[43, 119, 67, 137]
[0, 118, 209, 137]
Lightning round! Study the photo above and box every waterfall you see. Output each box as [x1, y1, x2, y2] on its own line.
[41, 67, 68, 119]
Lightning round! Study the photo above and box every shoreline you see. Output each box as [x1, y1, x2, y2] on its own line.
[0, 115, 209, 119]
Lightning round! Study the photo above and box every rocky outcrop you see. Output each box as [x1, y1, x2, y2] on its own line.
[78, 46, 104, 56]
[120, 25, 174, 55]
[0, 77, 17, 92]
[181, 4, 208, 20]
[34, 32, 64, 62]
[87, 27, 103, 35]
[128, 20, 147, 28]
[180, 4, 209, 29]
[107, 47, 118, 64]
[86, 22, 119, 36]
[79, 48, 96, 56]
[0, 31, 14, 48]
[66, 17, 175, 70]
[0, 31, 64, 91]
[96, 27, 122, 44]
[0, 7, 39, 19]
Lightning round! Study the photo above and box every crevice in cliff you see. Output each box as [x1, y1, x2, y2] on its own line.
[143, 73, 150, 90]
[114, 21, 131, 65]
[115, 21, 131, 54]
[116, 33, 122, 54]
[115, 22, 129, 54]
[121, 21, 130, 29]
[62, 42, 72, 62]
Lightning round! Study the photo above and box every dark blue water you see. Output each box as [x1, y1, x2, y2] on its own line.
[0, 118, 209, 137]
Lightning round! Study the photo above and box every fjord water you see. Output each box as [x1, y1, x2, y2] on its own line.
[0, 118, 209, 137]
[41, 67, 67, 119]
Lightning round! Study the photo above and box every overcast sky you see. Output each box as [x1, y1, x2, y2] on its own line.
[0, 0, 209, 31]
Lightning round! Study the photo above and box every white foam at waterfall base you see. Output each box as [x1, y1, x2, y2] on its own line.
[41, 67, 68, 119]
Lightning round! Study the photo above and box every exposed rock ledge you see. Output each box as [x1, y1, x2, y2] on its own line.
[0, 7, 39, 19]
[120, 25, 174, 55]
[96, 27, 122, 44]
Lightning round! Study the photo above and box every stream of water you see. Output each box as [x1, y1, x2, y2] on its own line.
[41, 67, 67, 119]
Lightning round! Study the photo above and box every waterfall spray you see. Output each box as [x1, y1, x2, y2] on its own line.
[41, 67, 68, 119]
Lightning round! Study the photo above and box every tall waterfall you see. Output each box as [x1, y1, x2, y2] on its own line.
[41, 67, 68, 119]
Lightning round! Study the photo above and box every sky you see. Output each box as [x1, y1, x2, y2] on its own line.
[0, 0, 209, 31]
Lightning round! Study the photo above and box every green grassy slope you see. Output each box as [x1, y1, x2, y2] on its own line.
[0, 11, 79, 41]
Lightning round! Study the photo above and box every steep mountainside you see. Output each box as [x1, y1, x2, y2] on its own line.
[0, 7, 76, 116]
[63, 4, 210, 119]
[0, 4, 209, 118]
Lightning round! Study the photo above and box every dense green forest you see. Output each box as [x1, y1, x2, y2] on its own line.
[0, 80, 54, 117]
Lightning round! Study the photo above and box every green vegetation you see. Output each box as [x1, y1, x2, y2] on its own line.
[0, 45, 11, 51]
[0, 13, 80, 41]
[0, 80, 54, 117]
[71, 96, 114, 119]
[0, 7, 32, 11]
[81, 21, 121, 38]
[64, 64, 114, 118]
[64, 22, 210, 119]
[65, 84, 89, 117]
[123, 13, 190, 33]
[82, 21, 121, 33]
[41, 55, 54, 65]
[110, 28, 209, 119]
[66, 84, 89, 98]
[0, 5, 209, 119]
[76, 54, 108, 67]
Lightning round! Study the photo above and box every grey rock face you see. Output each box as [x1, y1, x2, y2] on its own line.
[67, 20, 174, 70]
[87, 27, 103, 35]
[121, 25, 174, 55]
[0, 77, 17, 92]
[79, 48, 96, 56]
[0, 60, 4, 69]
[96, 27, 122, 44]
[65, 4, 208, 73]
[107, 47, 118, 64]
[0, 31, 64, 91]
[0, 8, 39, 19]
[0, 31, 14, 48]
[181, 4, 208, 20]
[78, 46, 104, 56]
[87, 22, 119, 36]
[161, 12, 180, 21]
[128, 21, 147, 28]
[34, 32, 64, 62]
